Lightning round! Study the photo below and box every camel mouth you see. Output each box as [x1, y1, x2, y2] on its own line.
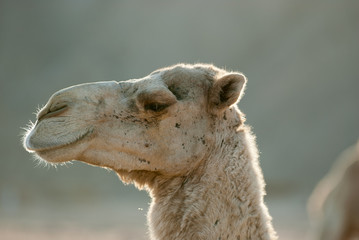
[37, 103, 69, 121]
[24, 120, 93, 153]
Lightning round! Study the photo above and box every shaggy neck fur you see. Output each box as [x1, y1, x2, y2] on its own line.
[119, 110, 277, 240]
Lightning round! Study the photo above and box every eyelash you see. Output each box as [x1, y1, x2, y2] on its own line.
[144, 103, 168, 112]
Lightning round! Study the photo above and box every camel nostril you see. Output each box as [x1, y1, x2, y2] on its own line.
[37, 102, 69, 121]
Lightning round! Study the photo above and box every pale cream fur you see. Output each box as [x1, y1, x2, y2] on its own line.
[23, 64, 277, 240]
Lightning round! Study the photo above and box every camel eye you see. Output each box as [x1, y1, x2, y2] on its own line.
[144, 102, 168, 112]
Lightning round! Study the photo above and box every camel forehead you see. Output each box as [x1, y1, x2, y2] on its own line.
[140, 63, 221, 93]
[157, 63, 219, 85]
[118, 64, 220, 100]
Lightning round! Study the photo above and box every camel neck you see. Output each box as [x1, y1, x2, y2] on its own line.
[147, 129, 277, 240]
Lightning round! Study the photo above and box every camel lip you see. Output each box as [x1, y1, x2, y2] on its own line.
[24, 127, 93, 153]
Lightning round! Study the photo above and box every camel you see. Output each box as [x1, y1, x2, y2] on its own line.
[308, 141, 359, 240]
[23, 63, 277, 240]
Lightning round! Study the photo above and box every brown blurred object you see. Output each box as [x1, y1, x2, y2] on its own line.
[308, 141, 359, 240]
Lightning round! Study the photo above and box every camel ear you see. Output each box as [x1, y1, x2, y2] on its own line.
[209, 73, 247, 113]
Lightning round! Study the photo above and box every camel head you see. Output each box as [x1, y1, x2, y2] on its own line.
[23, 64, 246, 186]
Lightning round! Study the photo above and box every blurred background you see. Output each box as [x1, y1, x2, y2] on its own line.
[0, 0, 358, 239]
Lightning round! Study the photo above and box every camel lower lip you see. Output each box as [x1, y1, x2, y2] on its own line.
[25, 127, 93, 152]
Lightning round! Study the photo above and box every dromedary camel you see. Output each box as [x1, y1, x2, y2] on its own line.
[23, 63, 277, 240]
[308, 141, 359, 240]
